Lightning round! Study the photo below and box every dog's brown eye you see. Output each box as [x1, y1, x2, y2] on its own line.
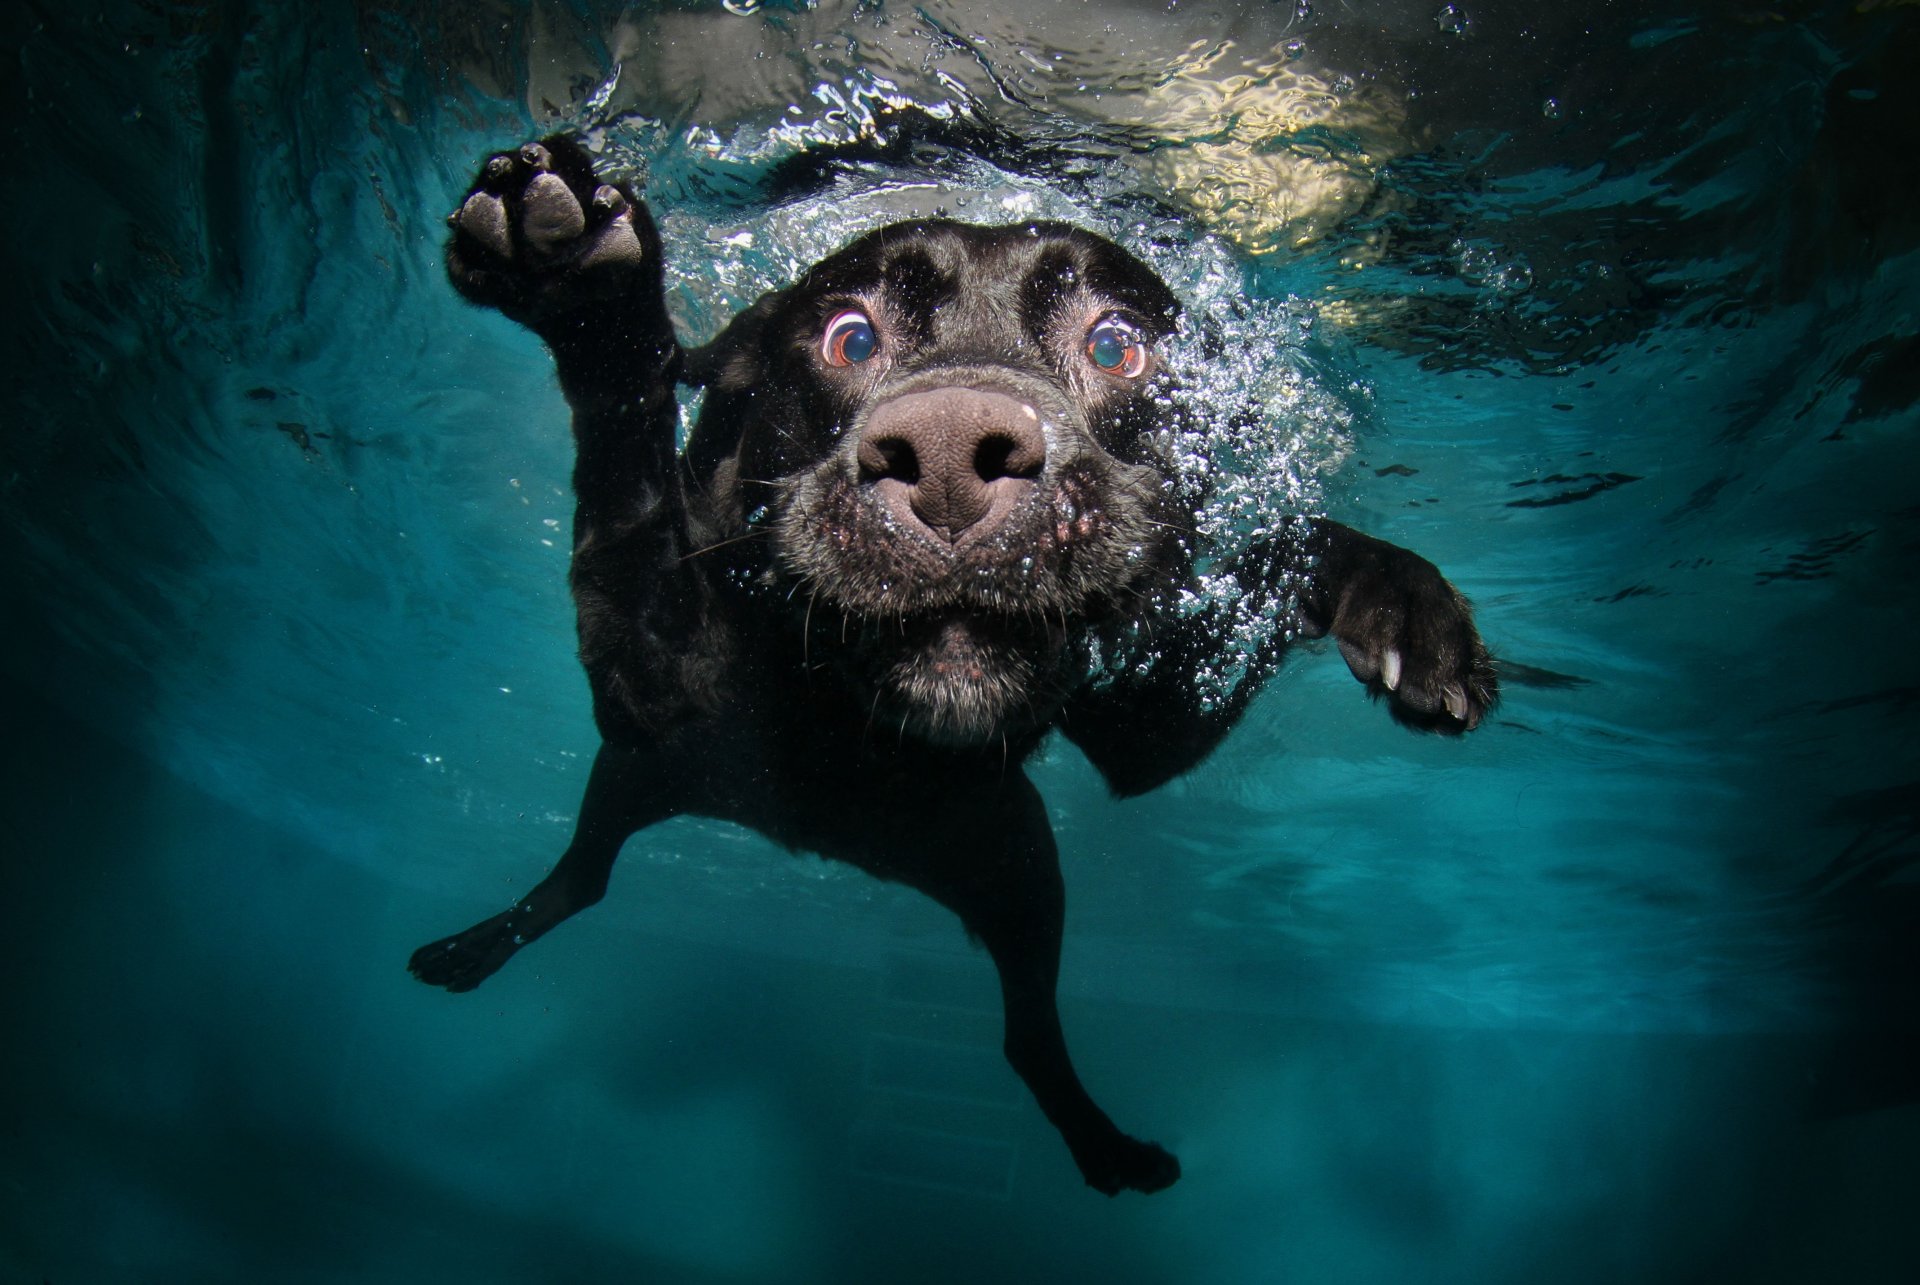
[822, 309, 878, 367]
[1086, 317, 1149, 378]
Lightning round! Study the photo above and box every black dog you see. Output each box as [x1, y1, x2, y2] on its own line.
[410, 137, 1496, 1195]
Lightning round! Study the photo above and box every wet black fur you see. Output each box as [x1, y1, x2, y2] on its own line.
[414, 136, 1497, 1195]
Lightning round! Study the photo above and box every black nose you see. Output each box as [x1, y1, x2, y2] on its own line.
[857, 388, 1047, 544]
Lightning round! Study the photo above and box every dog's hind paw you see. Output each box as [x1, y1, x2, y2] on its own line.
[407, 909, 528, 993]
[1078, 1134, 1182, 1196]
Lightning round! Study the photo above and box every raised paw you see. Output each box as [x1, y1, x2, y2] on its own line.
[1075, 1133, 1182, 1196]
[444, 135, 658, 329]
[407, 908, 530, 993]
[1304, 525, 1497, 732]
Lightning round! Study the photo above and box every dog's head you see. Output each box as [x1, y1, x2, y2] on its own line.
[689, 220, 1193, 746]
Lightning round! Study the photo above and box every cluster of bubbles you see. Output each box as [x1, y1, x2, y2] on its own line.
[1451, 237, 1536, 299]
[1154, 289, 1359, 710]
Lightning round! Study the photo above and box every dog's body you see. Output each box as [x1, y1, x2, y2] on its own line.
[410, 137, 1496, 1194]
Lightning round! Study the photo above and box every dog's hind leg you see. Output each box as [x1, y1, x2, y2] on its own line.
[915, 775, 1182, 1196]
[408, 743, 668, 993]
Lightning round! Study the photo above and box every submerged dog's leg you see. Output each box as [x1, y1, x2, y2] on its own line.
[990, 893, 1182, 1194]
[919, 776, 1181, 1195]
[408, 743, 666, 992]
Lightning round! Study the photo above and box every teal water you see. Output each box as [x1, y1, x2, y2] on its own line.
[3, 1, 1916, 1281]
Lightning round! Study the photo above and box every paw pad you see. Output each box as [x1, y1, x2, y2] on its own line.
[521, 173, 586, 251]
[444, 135, 655, 326]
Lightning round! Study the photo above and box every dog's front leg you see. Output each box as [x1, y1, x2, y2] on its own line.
[442, 134, 687, 557]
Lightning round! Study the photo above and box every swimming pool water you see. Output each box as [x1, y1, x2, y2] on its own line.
[3, 2, 1915, 1281]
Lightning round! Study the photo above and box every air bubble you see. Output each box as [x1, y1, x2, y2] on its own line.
[1493, 261, 1534, 295]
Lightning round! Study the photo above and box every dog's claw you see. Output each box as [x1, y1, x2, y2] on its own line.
[1323, 536, 1495, 733]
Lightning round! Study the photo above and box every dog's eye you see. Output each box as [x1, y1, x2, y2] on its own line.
[822, 309, 878, 367]
[1085, 317, 1149, 378]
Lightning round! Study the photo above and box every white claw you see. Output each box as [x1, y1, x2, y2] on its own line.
[1381, 647, 1402, 692]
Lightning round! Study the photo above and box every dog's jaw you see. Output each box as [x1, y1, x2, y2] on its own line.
[874, 610, 1064, 747]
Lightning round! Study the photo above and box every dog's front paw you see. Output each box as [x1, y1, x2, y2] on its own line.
[444, 135, 654, 329]
[1306, 531, 1497, 732]
[1077, 1133, 1182, 1196]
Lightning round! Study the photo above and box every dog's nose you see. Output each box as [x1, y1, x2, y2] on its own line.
[857, 388, 1047, 544]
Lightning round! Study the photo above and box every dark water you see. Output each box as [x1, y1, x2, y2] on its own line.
[3, 1, 1917, 1280]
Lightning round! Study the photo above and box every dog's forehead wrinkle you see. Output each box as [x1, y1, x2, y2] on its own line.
[879, 242, 954, 320]
[810, 221, 1167, 352]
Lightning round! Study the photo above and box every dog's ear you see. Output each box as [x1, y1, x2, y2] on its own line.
[683, 288, 788, 390]
[682, 287, 791, 483]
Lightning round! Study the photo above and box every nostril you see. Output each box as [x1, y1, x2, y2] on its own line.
[855, 388, 1050, 542]
[858, 436, 920, 485]
[974, 433, 1044, 483]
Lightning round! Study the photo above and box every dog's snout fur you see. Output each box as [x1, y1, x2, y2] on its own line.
[857, 387, 1047, 544]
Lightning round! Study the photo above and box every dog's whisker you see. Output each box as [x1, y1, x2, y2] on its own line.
[802, 587, 818, 668]
[678, 529, 766, 561]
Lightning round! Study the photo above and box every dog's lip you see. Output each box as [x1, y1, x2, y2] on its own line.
[890, 608, 995, 645]
[893, 606, 1066, 655]
[925, 612, 993, 652]
[918, 615, 995, 682]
